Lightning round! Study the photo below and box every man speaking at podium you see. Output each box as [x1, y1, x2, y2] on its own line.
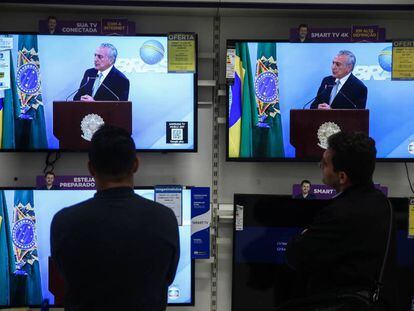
[310, 50, 367, 110]
[74, 43, 130, 101]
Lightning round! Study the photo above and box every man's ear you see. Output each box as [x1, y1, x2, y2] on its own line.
[88, 161, 96, 177]
[338, 171, 349, 186]
[132, 156, 139, 174]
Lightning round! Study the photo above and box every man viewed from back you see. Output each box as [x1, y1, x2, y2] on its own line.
[286, 132, 397, 309]
[51, 125, 179, 311]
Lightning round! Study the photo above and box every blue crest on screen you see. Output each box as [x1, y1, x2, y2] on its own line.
[12, 219, 36, 250]
[140, 40, 165, 65]
[17, 63, 41, 95]
[254, 71, 278, 103]
[378, 46, 392, 72]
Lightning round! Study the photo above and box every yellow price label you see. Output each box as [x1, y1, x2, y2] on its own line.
[409, 198, 414, 238]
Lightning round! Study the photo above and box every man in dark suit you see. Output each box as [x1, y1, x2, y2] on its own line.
[74, 43, 130, 101]
[310, 50, 367, 109]
[50, 125, 179, 311]
[286, 132, 397, 309]
[294, 179, 316, 199]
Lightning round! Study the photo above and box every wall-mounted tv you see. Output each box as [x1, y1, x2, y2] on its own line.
[0, 34, 196, 151]
[232, 194, 414, 311]
[227, 41, 414, 161]
[0, 188, 194, 307]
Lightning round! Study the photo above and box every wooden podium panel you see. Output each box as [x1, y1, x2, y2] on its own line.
[53, 101, 132, 150]
[290, 109, 369, 159]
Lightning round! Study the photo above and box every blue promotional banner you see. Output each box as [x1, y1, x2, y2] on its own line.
[191, 187, 210, 259]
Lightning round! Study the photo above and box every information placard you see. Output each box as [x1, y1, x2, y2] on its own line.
[168, 33, 196, 73]
[392, 40, 414, 80]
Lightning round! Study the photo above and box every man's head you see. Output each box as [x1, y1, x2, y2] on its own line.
[94, 43, 117, 72]
[298, 24, 309, 40]
[47, 16, 57, 34]
[300, 180, 311, 195]
[320, 132, 376, 192]
[44, 171, 55, 187]
[331, 50, 356, 79]
[88, 125, 138, 188]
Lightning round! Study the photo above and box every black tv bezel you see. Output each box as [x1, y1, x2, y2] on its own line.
[0, 32, 198, 153]
[0, 186, 195, 307]
[225, 39, 414, 163]
[230, 194, 412, 311]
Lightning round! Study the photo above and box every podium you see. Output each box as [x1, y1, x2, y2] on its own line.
[290, 109, 369, 159]
[49, 256, 64, 305]
[53, 101, 132, 150]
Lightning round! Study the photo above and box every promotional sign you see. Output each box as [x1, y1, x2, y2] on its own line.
[101, 19, 129, 35]
[36, 175, 96, 190]
[351, 25, 379, 42]
[155, 185, 183, 226]
[38, 19, 135, 35]
[392, 40, 414, 81]
[289, 27, 386, 43]
[168, 33, 196, 73]
[409, 198, 414, 238]
[292, 183, 388, 199]
[226, 48, 236, 79]
[191, 187, 210, 259]
[0, 50, 10, 91]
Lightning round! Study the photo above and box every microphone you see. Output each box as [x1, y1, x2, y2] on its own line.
[89, 76, 120, 101]
[336, 89, 358, 109]
[65, 76, 93, 101]
[302, 84, 334, 109]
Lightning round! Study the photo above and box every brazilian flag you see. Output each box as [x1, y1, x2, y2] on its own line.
[229, 42, 257, 158]
[229, 42, 284, 158]
[252, 43, 284, 158]
[11, 190, 42, 305]
[3, 34, 47, 149]
[0, 190, 15, 305]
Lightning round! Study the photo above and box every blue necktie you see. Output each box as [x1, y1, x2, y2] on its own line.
[329, 80, 340, 105]
[92, 72, 102, 97]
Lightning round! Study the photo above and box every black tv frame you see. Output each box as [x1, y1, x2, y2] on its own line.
[0, 186, 195, 307]
[225, 39, 414, 163]
[0, 32, 198, 153]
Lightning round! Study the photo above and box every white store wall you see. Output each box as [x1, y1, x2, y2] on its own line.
[0, 2, 414, 311]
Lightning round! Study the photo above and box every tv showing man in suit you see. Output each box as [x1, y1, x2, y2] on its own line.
[74, 43, 130, 101]
[310, 50, 367, 110]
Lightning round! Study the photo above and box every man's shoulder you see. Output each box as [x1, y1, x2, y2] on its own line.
[135, 195, 177, 222]
[321, 75, 334, 84]
[84, 68, 98, 76]
[348, 73, 367, 90]
[110, 66, 129, 81]
[53, 198, 94, 222]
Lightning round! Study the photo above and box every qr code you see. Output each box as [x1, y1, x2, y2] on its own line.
[171, 128, 183, 141]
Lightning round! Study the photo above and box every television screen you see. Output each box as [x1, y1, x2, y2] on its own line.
[227, 41, 414, 161]
[232, 194, 414, 311]
[0, 34, 196, 151]
[0, 188, 194, 307]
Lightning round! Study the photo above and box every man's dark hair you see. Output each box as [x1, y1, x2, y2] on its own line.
[298, 23, 308, 30]
[44, 171, 55, 178]
[48, 16, 57, 22]
[300, 179, 311, 186]
[89, 125, 136, 179]
[328, 132, 376, 186]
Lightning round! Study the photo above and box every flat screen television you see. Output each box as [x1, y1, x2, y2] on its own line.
[232, 194, 414, 311]
[0, 34, 196, 151]
[227, 41, 414, 161]
[0, 188, 194, 307]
